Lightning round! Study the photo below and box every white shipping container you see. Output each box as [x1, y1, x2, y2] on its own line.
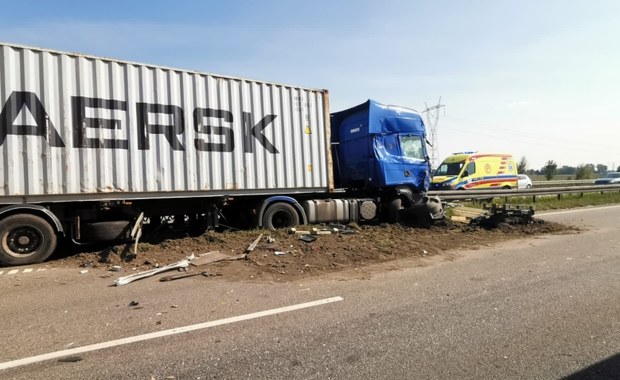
[0, 42, 332, 203]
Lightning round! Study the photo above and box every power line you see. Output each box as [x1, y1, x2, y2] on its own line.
[443, 116, 619, 151]
[443, 117, 618, 166]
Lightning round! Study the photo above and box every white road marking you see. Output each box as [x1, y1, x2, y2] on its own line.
[0, 268, 51, 276]
[539, 204, 620, 217]
[0, 296, 344, 371]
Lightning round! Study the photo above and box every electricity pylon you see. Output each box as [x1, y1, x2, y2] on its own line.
[422, 98, 445, 170]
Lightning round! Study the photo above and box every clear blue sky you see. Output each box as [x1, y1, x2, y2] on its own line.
[1, 0, 618, 170]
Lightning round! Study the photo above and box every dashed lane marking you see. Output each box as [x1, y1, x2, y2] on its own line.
[0, 268, 48, 276]
[0, 296, 344, 371]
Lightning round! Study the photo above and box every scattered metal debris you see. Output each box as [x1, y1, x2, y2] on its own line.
[274, 251, 286, 256]
[450, 204, 535, 226]
[191, 251, 246, 266]
[58, 356, 82, 363]
[311, 227, 338, 235]
[128, 301, 139, 307]
[159, 271, 209, 282]
[130, 212, 145, 257]
[329, 223, 359, 234]
[486, 203, 534, 217]
[300, 234, 317, 243]
[109, 265, 123, 272]
[288, 228, 311, 235]
[245, 234, 264, 254]
[190, 251, 228, 266]
[114, 255, 194, 286]
[450, 206, 487, 223]
[471, 204, 535, 227]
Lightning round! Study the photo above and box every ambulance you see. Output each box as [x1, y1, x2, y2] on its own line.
[431, 152, 518, 190]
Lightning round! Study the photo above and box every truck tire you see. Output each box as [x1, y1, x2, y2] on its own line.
[0, 214, 57, 266]
[262, 202, 300, 230]
[80, 221, 131, 242]
[386, 198, 402, 223]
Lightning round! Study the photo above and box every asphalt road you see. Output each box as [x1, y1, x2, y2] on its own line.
[1, 205, 618, 379]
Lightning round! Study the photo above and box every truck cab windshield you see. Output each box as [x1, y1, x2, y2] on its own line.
[400, 136, 425, 160]
[434, 161, 464, 176]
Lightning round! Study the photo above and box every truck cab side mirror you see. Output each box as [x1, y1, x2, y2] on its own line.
[462, 170, 469, 178]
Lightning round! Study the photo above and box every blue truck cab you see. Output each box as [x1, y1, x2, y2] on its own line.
[331, 99, 430, 192]
[331, 100, 441, 222]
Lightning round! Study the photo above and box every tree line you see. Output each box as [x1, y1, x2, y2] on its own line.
[518, 157, 619, 180]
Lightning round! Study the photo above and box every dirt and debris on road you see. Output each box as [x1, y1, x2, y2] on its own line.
[55, 217, 578, 282]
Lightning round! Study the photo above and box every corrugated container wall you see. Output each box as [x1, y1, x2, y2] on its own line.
[0, 43, 331, 201]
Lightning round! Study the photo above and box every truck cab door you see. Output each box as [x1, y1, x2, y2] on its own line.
[398, 134, 430, 190]
[373, 134, 405, 186]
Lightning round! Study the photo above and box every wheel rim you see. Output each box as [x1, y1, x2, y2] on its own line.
[3, 226, 43, 257]
[271, 210, 294, 228]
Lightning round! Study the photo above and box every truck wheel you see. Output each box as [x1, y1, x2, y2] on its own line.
[0, 214, 57, 266]
[262, 202, 300, 230]
[386, 198, 402, 223]
[80, 221, 131, 242]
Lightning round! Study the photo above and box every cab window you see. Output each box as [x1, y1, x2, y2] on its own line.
[434, 162, 464, 176]
[400, 136, 425, 160]
[462, 162, 475, 177]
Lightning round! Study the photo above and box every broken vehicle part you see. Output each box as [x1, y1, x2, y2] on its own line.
[114, 255, 194, 286]
[288, 228, 311, 235]
[300, 234, 317, 243]
[159, 271, 209, 282]
[245, 234, 264, 253]
[470, 204, 535, 227]
[190, 251, 229, 266]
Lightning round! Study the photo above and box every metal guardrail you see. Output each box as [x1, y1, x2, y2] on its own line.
[428, 184, 620, 201]
[532, 179, 593, 187]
